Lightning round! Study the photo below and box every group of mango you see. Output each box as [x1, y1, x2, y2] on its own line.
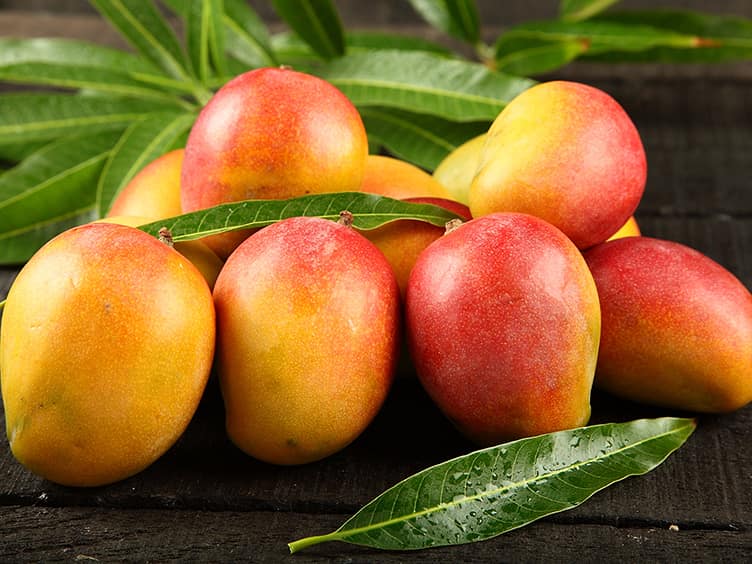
[1, 68, 750, 487]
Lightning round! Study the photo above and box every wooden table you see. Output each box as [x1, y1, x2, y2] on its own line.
[1, 13, 752, 564]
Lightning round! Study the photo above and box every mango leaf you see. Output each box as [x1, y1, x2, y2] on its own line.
[560, 0, 621, 22]
[0, 93, 183, 144]
[0, 37, 161, 75]
[138, 192, 463, 241]
[360, 108, 488, 171]
[223, 0, 277, 68]
[347, 31, 454, 57]
[0, 131, 121, 263]
[89, 0, 192, 82]
[317, 51, 534, 122]
[495, 20, 699, 61]
[96, 112, 195, 217]
[271, 0, 345, 60]
[496, 38, 590, 75]
[272, 30, 454, 67]
[0, 209, 97, 265]
[0, 139, 50, 164]
[185, 0, 228, 82]
[0, 63, 193, 108]
[408, 0, 481, 44]
[288, 417, 696, 553]
[587, 10, 752, 63]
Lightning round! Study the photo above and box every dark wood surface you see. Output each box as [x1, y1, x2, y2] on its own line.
[2, 8, 752, 563]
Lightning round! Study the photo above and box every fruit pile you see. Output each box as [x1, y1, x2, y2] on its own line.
[1, 68, 750, 487]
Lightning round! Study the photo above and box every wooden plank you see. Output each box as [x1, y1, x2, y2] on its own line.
[1, 504, 750, 562]
[1, 338, 750, 528]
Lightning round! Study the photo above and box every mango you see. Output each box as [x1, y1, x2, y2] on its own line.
[107, 148, 184, 219]
[361, 155, 450, 199]
[0, 223, 215, 486]
[364, 197, 471, 297]
[213, 217, 399, 465]
[181, 67, 369, 258]
[470, 81, 646, 249]
[585, 236, 752, 413]
[432, 133, 486, 205]
[97, 215, 223, 290]
[607, 215, 641, 241]
[406, 213, 600, 445]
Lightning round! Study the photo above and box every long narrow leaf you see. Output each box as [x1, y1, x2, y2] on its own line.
[587, 10, 752, 63]
[0, 208, 97, 265]
[0, 63, 192, 107]
[361, 108, 488, 171]
[0, 93, 177, 143]
[272, 30, 453, 62]
[0, 131, 120, 256]
[408, 0, 480, 44]
[271, 0, 345, 60]
[318, 50, 534, 122]
[208, 0, 229, 78]
[96, 112, 195, 217]
[138, 192, 463, 241]
[223, 0, 277, 68]
[560, 0, 621, 22]
[289, 417, 695, 552]
[0, 139, 50, 163]
[496, 38, 590, 76]
[89, 0, 192, 81]
[0, 37, 161, 74]
[185, 0, 228, 82]
[496, 19, 699, 60]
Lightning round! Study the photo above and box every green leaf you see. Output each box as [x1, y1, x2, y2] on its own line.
[0, 209, 97, 265]
[96, 112, 195, 217]
[89, 0, 192, 81]
[0, 62, 192, 107]
[560, 0, 621, 22]
[496, 19, 700, 59]
[288, 417, 696, 553]
[0, 139, 50, 163]
[138, 192, 463, 241]
[496, 38, 590, 76]
[0, 37, 161, 75]
[271, 0, 345, 60]
[587, 10, 752, 63]
[347, 31, 454, 57]
[0, 93, 183, 144]
[0, 131, 120, 263]
[408, 0, 480, 44]
[223, 0, 277, 68]
[318, 51, 534, 122]
[361, 108, 488, 171]
[185, 0, 228, 82]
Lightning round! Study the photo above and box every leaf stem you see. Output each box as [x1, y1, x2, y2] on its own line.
[288, 531, 342, 554]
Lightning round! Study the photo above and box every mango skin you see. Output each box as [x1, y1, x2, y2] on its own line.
[108, 149, 184, 219]
[181, 67, 369, 258]
[607, 215, 640, 241]
[364, 197, 471, 298]
[406, 213, 600, 445]
[0, 223, 215, 486]
[470, 81, 646, 249]
[361, 155, 450, 199]
[213, 217, 400, 465]
[432, 133, 486, 205]
[97, 215, 223, 289]
[585, 236, 752, 413]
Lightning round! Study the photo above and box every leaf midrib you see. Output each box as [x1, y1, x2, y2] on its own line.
[0, 152, 109, 213]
